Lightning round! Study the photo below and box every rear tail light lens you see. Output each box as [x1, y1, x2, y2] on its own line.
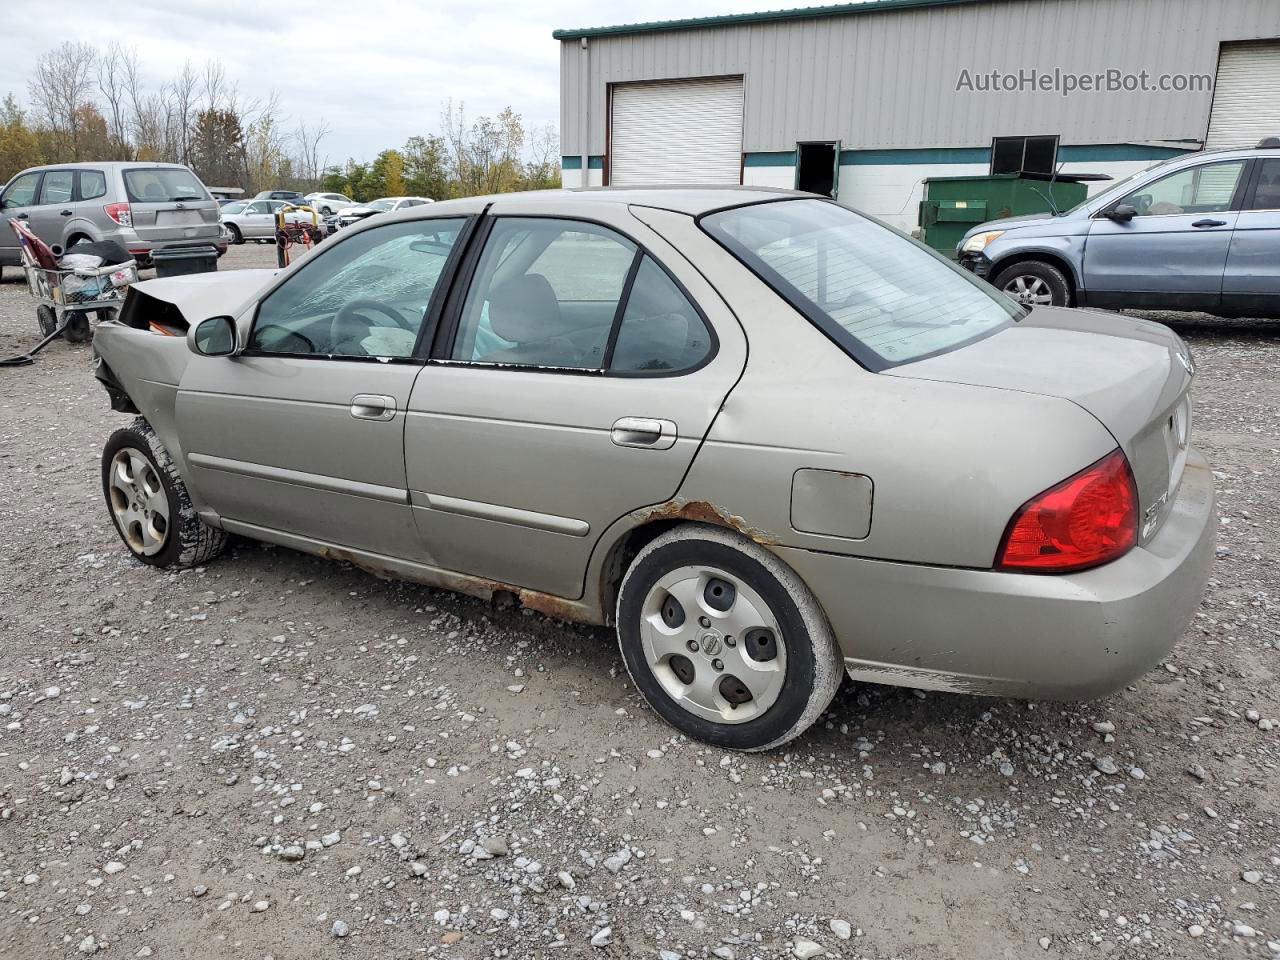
[997, 449, 1138, 573]
[104, 202, 132, 227]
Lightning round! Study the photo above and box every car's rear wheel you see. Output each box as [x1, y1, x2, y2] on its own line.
[225, 223, 243, 245]
[102, 418, 228, 568]
[616, 524, 842, 751]
[992, 260, 1071, 307]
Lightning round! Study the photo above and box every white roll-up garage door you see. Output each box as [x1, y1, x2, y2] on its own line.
[610, 77, 744, 186]
[1205, 41, 1280, 149]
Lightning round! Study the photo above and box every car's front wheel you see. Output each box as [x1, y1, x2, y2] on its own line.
[102, 418, 228, 568]
[616, 525, 842, 751]
[224, 223, 243, 245]
[991, 260, 1071, 307]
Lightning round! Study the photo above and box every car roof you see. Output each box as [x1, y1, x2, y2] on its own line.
[424, 185, 807, 217]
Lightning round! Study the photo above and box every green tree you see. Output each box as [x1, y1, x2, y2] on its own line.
[402, 135, 449, 199]
[0, 93, 42, 181]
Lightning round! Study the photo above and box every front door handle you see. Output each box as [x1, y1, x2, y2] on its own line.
[1192, 218, 1227, 228]
[60, 209, 73, 216]
[611, 417, 677, 450]
[350, 394, 396, 421]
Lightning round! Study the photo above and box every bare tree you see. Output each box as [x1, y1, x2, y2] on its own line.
[293, 118, 331, 187]
[29, 41, 98, 159]
[96, 42, 131, 157]
[167, 62, 199, 164]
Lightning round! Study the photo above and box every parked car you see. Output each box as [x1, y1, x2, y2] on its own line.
[957, 138, 1280, 317]
[91, 187, 1213, 751]
[0, 162, 225, 271]
[329, 196, 433, 232]
[252, 190, 307, 204]
[304, 192, 356, 216]
[220, 200, 318, 244]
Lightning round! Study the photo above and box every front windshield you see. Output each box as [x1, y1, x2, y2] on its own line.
[702, 199, 1020, 369]
[368, 199, 395, 211]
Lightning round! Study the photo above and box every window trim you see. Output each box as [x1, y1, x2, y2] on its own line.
[428, 213, 720, 379]
[238, 213, 478, 364]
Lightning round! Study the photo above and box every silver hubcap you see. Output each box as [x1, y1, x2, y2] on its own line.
[108, 448, 169, 556]
[1004, 274, 1053, 305]
[639, 565, 787, 724]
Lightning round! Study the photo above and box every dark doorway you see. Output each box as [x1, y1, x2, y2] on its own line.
[796, 142, 839, 197]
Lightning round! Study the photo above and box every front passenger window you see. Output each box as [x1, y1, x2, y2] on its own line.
[249, 218, 465, 358]
[1121, 161, 1245, 217]
[2, 172, 41, 210]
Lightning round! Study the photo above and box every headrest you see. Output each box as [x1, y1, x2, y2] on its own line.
[489, 274, 567, 343]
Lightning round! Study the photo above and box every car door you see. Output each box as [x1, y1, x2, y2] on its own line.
[0, 171, 44, 262]
[25, 169, 77, 247]
[175, 213, 475, 559]
[404, 198, 747, 599]
[1223, 157, 1280, 317]
[242, 201, 276, 238]
[1082, 158, 1248, 310]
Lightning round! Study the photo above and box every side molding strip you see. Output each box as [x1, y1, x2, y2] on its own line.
[418, 491, 591, 537]
[187, 452, 409, 505]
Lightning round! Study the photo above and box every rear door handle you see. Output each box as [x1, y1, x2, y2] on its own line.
[611, 417, 677, 450]
[1191, 219, 1227, 228]
[350, 394, 396, 421]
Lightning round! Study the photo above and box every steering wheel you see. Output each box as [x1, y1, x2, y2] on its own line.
[328, 299, 410, 352]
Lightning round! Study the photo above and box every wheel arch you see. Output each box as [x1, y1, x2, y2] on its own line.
[987, 250, 1080, 302]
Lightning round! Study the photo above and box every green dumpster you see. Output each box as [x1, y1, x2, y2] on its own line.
[918, 173, 1092, 257]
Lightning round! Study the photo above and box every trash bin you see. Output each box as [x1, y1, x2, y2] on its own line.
[152, 242, 219, 278]
[918, 173, 1098, 257]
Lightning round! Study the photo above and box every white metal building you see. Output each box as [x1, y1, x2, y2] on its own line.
[555, 0, 1280, 231]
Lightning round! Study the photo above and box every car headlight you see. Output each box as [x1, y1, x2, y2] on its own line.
[961, 230, 1004, 254]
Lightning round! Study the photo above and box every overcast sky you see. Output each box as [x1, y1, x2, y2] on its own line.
[2, 0, 802, 164]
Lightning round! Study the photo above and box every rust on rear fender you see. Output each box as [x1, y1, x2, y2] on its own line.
[629, 499, 780, 546]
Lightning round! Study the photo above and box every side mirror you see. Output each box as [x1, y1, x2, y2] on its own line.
[1107, 203, 1137, 223]
[190, 315, 238, 357]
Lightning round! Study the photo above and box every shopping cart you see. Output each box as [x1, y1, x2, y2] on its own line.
[3, 218, 138, 366]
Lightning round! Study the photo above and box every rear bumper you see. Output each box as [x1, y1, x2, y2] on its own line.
[777, 448, 1216, 700]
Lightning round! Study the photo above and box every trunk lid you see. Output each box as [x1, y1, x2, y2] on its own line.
[122, 167, 221, 244]
[886, 307, 1193, 542]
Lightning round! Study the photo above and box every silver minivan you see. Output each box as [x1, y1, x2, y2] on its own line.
[0, 162, 224, 272]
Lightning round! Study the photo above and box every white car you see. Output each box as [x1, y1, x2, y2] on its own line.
[332, 197, 434, 231]
[304, 192, 356, 216]
[219, 200, 318, 244]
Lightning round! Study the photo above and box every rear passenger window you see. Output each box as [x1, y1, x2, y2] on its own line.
[78, 170, 107, 201]
[39, 171, 74, 205]
[1249, 158, 1280, 211]
[449, 218, 713, 374]
[610, 257, 713, 372]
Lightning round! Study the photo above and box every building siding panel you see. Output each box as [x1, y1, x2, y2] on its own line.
[560, 0, 1280, 155]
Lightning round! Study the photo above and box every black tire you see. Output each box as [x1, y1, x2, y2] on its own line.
[101, 417, 228, 569]
[63, 312, 92, 344]
[225, 224, 243, 245]
[616, 524, 842, 752]
[36, 305, 58, 338]
[319, 206, 332, 216]
[991, 259, 1072, 308]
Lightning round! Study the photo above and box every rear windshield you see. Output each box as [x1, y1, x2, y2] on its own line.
[701, 199, 1020, 369]
[124, 168, 210, 203]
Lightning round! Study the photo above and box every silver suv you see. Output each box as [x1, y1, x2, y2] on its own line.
[956, 140, 1280, 318]
[0, 162, 225, 271]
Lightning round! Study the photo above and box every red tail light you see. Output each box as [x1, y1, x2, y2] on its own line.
[997, 449, 1137, 573]
[104, 202, 132, 227]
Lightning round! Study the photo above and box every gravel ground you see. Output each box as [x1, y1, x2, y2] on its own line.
[0, 243, 1277, 960]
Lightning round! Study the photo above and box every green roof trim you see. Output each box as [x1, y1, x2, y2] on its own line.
[553, 0, 991, 40]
